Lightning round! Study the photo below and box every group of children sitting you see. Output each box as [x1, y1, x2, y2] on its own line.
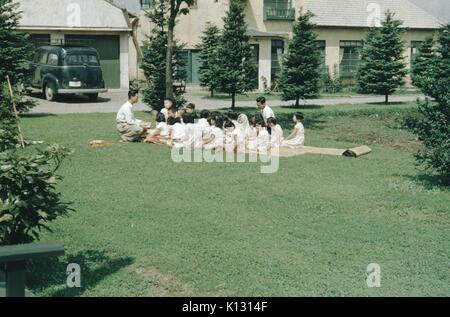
[145, 99, 305, 154]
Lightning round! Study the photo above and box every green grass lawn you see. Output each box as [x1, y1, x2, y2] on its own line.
[20, 102, 449, 297]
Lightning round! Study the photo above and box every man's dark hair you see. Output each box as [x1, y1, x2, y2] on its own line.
[128, 89, 139, 99]
[256, 96, 266, 104]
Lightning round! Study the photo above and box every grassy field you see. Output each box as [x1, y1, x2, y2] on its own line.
[20, 102, 449, 297]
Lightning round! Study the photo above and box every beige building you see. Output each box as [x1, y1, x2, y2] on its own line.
[125, 0, 443, 91]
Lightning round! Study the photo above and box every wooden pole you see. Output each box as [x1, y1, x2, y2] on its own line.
[5, 76, 25, 148]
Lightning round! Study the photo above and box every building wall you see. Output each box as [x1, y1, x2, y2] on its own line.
[129, 0, 437, 90]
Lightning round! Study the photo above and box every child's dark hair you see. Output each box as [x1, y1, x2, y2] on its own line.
[223, 119, 235, 129]
[212, 115, 224, 128]
[156, 112, 166, 123]
[186, 103, 195, 110]
[294, 112, 304, 121]
[227, 111, 239, 121]
[182, 113, 194, 124]
[168, 106, 178, 114]
[249, 115, 257, 127]
[167, 116, 181, 126]
[200, 109, 210, 119]
[256, 96, 266, 104]
[267, 117, 277, 126]
[255, 118, 266, 128]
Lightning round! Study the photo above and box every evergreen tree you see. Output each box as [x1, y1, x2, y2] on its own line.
[405, 24, 450, 181]
[141, 0, 187, 111]
[215, 0, 257, 109]
[0, 0, 34, 150]
[197, 22, 221, 97]
[411, 37, 435, 88]
[278, 10, 321, 107]
[357, 11, 407, 104]
[0, 0, 33, 84]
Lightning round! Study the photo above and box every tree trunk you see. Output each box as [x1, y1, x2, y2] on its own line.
[385, 94, 389, 104]
[165, 22, 175, 100]
[231, 92, 236, 109]
[295, 96, 300, 107]
[211, 88, 214, 98]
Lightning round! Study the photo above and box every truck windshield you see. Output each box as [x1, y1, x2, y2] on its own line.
[65, 54, 100, 66]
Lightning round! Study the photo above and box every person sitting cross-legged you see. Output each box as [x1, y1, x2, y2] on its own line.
[116, 89, 150, 142]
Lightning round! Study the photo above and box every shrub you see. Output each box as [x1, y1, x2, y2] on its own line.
[0, 144, 74, 246]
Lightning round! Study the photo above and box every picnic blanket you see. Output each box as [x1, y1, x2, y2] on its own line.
[277, 145, 372, 158]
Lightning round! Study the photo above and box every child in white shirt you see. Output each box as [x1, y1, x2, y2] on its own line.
[145, 112, 169, 144]
[247, 118, 270, 154]
[167, 117, 186, 148]
[182, 113, 203, 149]
[224, 120, 237, 153]
[267, 117, 284, 150]
[198, 110, 211, 139]
[203, 115, 224, 151]
[281, 112, 305, 148]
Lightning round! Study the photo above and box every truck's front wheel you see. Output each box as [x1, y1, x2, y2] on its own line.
[44, 84, 57, 101]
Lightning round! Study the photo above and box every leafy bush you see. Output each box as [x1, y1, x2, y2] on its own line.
[0, 145, 74, 246]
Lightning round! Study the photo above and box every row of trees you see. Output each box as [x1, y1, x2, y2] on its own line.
[0, 1, 73, 246]
[195, 8, 410, 107]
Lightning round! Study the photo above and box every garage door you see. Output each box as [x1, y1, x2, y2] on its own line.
[65, 35, 120, 89]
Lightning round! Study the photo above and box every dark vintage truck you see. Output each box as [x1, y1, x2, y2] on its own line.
[26, 45, 108, 101]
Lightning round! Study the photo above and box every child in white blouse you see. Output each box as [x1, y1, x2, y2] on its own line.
[267, 117, 284, 150]
[281, 112, 305, 148]
[145, 112, 169, 144]
[247, 118, 270, 154]
[167, 117, 186, 148]
[224, 120, 237, 153]
[203, 115, 224, 151]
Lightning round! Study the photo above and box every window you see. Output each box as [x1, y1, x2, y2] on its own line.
[317, 40, 327, 75]
[140, 0, 154, 10]
[411, 41, 423, 64]
[264, 0, 295, 21]
[65, 54, 99, 66]
[271, 40, 284, 83]
[339, 41, 362, 77]
[38, 52, 48, 64]
[47, 53, 59, 66]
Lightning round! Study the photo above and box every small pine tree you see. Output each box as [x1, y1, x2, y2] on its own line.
[411, 37, 435, 88]
[141, 0, 187, 111]
[215, 0, 257, 109]
[0, 0, 35, 150]
[278, 10, 321, 107]
[405, 24, 450, 181]
[197, 22, 221, 97]
[0, 0, 33, 84]
[357, 11, 407, 104]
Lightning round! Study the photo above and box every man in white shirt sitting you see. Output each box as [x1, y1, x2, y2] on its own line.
[116, 89, 149, 142]
[256, 96, 275, 134]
